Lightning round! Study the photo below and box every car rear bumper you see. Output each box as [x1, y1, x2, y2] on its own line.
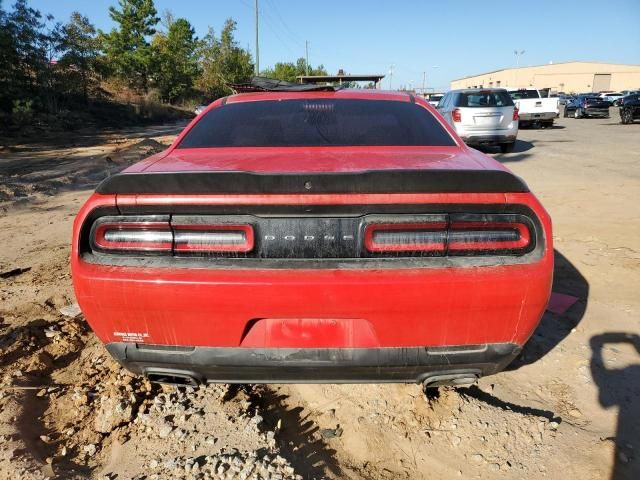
[584, 108, 609, 117]
[519, 112, 556, 121]
[105, 342, 522, 384]
[460, 134, 517, 146]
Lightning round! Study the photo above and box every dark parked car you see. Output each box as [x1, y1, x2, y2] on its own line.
[619, 94, 640, 124]
[564, 95, 610, 118]
[558, 94, 573, 106]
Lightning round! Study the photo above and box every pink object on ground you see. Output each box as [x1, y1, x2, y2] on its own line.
[547, 292, 579, 315]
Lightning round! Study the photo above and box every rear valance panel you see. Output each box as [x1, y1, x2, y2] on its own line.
[96, 170, 529, 195]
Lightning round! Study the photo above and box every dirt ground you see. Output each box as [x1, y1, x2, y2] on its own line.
[0, 110, 638, 480]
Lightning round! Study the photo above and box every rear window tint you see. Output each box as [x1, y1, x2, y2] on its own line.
[509, 90, 540, 100]
[456, 92, 514, 108]
[178, 99, 456, 148]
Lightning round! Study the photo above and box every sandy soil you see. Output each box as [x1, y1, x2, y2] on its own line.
[0, 111, 638, 480]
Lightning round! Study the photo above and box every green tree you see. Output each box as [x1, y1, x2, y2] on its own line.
[59, 12, 99, 103]
[100, 0, 159, 92]
[0, 0, 52, 113]
[262, 57, 327, 83]
[196, 19, 253, 99]
[0, 1, 15, 112]
[153, 17, 199, 102]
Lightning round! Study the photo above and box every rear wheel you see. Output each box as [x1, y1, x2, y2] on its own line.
[499, 142, 515, 154]
[563, 108, 569, 118]
[621, 108, 633, 124]
[574, 108, 582, 119]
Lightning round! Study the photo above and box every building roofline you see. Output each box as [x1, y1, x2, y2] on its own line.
[451, 61, 640, 82]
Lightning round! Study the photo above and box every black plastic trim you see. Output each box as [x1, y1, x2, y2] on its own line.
[104, 342, 521, 384]
[96, 169, 529, 195]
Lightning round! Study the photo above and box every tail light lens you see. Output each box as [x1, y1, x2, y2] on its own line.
[513, 107, 519, 121]
[364, 220, 447, 254]
[452, 108, 462, 122]
[173, 224, 254, 253]
[91, 217, 172, 253]
[364, 215, 534, 256]
[447, 219, 531, 255]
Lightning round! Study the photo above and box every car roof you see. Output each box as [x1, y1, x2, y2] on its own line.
[448, 88, 509, 94]
[224, 88, 414, 105]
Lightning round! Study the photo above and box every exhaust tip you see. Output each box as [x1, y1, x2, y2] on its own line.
[420, 373, 479, 390]
[146, 370, 201, 387]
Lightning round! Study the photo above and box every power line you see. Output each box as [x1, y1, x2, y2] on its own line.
[264, 0, 305, 46]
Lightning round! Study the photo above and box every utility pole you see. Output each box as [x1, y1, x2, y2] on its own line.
[254, 0, 260, 75]
[305, 40, 310, 76]
[389, 65, 394, 90]
[422, 71, 426, 94]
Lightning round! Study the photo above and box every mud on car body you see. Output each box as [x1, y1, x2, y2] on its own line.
[71, 79, 553, 388]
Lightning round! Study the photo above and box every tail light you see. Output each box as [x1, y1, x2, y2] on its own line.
[364, 218, 447, 254]
[91, 217, 172, 253]
[173, 223, 254, 253]
[87, 214, 535, 259]
[513, 107, 519, 121]
[89, 216, 254, 255]
[447, 219, 531, 254]
[452, 108, 461, 122]
[363, 214, 534, 257]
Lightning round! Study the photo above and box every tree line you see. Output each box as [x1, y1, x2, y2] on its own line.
[0, 0, 327, 124]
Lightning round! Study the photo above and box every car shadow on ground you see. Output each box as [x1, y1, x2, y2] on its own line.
[508, 249, 589, 370]
[476, 139, 534, 163]
[519, 124, 566, 130]
[249, 387, 342, 478]
[590, 333, 640, 480]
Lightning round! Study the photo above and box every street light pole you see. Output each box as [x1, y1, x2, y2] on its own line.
[514, 50, 525, 87]
[254, 0, 260, 75]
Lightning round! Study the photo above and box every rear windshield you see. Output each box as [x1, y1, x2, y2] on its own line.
[509, 90, 540, 100]
[429, 95, 443, 101]
[177, 99, 456, 148]
[456, 91, 514, 108]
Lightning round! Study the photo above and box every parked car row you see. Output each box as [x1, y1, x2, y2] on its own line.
[563, 92, 640, 123]
[432, 86, 637, 153]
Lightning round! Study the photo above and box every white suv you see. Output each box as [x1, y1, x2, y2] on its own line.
[437, 89, 519, 153]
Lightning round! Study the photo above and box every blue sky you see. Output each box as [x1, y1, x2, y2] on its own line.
[25, 0, 640, 91]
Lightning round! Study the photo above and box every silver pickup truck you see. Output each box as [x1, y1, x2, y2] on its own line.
[508, 89, 559, 127]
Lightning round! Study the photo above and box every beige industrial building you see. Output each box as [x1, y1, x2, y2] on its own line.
[450, 61, 640, 93]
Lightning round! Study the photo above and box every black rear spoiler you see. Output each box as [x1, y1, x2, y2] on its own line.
[96, 170, 529, 195]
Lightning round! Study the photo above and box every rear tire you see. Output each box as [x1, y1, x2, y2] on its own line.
[563, 108, 569, 118]
[499, 143, 515, 154]
[574, 108, 582, 119]
[621, 108, 633, 124]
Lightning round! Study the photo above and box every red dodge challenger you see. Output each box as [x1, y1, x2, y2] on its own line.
[71, 80, 553, 388]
